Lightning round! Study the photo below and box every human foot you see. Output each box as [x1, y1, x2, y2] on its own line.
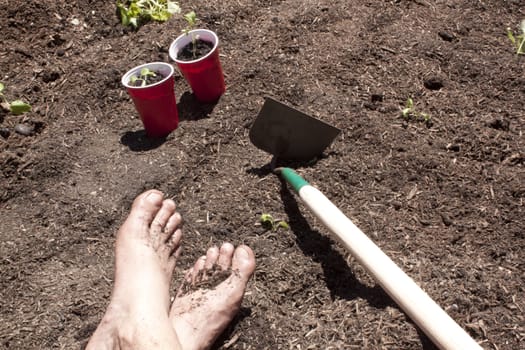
[86, 190, 183, 350]
[169, 243, 256, 350]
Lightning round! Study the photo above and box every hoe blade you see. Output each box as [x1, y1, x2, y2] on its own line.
[249, 97, 341, 160]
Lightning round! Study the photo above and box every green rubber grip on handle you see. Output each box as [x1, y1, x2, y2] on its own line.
[278, 167, 310, 193]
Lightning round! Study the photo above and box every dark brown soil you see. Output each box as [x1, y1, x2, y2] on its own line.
[1, 1, 524, 349]
[178, 39, 214, 61]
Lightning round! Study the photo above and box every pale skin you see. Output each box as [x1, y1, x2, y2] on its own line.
[86, 189, 256, 350]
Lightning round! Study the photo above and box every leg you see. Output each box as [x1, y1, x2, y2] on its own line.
[169, 243, 256, 350]
[86, 190, 183, 350]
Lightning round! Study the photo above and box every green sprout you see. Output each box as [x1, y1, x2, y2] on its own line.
[182, 11, 199, 58]
[117, 0, 181, 28]
[260, 213, 290, 232]
[401, 97, 431, 126]
[182, 11, 197, 34]
[401, 97, 416, 119]
[507, 19, 525, 55]
[129, 67, 157, 87]
[0, 83, 31, 115]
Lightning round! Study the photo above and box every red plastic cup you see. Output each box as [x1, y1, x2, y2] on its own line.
[121, 62, 179, 137]
[169, 29, 225, 103]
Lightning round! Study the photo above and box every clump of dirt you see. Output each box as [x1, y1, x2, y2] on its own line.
[178, 265, 233, 296]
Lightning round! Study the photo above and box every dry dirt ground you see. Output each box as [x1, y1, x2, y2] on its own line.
[1, 0, 524, 349]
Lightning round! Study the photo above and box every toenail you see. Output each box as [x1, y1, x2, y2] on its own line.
[220, 242, 234, 253]
[145, 191, 163, 203]
[163, 198, 176, 208]
[235, 246, 250, 259]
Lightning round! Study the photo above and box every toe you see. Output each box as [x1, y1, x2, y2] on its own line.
[129, 190, 164, 225]
[162, 211, 182, 243]
[204, 246, 219, 271]
[166, 235, 182, 274]
[231, 245, 256, 282]
[217, 243, 235, 271]
[166, 227, 183, 256]
[191, 256, 207, 284]
[150, 199, 176, 239]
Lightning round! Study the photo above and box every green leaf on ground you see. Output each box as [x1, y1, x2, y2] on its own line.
[9, 100, 32, 115]
[117, 0, 181, 28]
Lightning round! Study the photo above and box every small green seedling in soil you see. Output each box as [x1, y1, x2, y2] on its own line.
[182, 11, 199, 58]
[260, 213, 290, 232]
[401, 97, 415, 118]
[507, 19, 525, 55]
[117, 0, 181, 28]
[401, 97, 432, 127]
[129, 67, 161, 87]
[0, 83, 31, 115]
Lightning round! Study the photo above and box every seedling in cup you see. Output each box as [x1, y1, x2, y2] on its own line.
[121, 62, 179, 137]
[169, 16, 226, 102]
[129, 67, 164, 87]
[177, 11, 214, 61]
[182, 11, 199, 59]
[0, 83, 31, 115]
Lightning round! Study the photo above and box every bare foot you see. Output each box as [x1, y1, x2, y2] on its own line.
[169, 243, 256, 350]
[86, 190, 183, 350]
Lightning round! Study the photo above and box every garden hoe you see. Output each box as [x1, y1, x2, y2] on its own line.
[249, 97, 482, 350]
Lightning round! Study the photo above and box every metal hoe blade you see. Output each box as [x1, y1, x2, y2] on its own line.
[249, 97, 341, 160]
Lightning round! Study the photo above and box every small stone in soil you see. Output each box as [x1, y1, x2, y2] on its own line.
[42, 70, 60, 83]
[487, 118, 509, 131]
[446, 143, 460, 152]
[370, 93, 384, 102]
[391, 201, 402, 210]
[424, 77, 444, 90]
[177, 39, 214, 62]
[0, 127, 10, 139]
[14, 123, 34, 136]
[440, 213, 453, 226]
[438, 31, 455, 42]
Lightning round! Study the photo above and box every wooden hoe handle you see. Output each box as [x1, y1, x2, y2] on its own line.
[278, 168, 482, 350]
